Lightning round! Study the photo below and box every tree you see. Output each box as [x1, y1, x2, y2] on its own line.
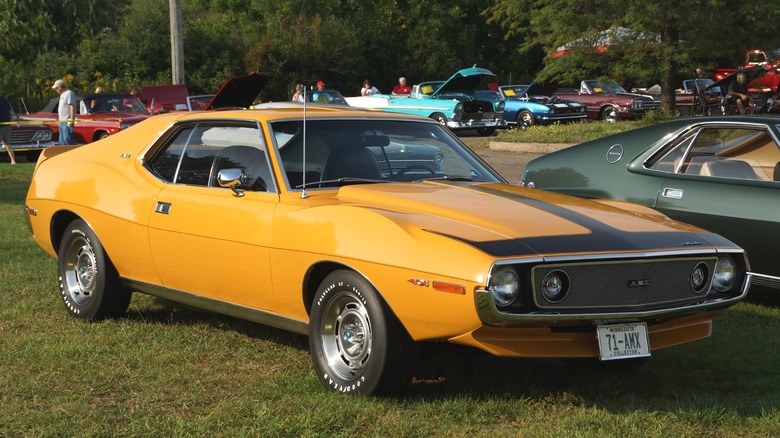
[488, 0, 780, 113]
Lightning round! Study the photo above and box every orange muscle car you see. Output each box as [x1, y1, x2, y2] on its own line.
[25, 106, 750, 395]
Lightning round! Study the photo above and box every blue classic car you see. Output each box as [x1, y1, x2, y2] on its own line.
[490, 85, 587, 129]
[346, 67, 505, 136]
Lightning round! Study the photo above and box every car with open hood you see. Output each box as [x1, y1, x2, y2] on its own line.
[23, 93, 151, 143]
[345, 67, 505, 135]
[491, 84, 587, 129]
[25, 106, 750, 395]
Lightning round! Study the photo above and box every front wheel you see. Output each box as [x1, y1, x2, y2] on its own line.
[58, 219, 131, 320]
[517, 110, 535, 129]
[309, 270, 416, 395]
[600, 106, 619, 123]
[430, 112, 448, 127]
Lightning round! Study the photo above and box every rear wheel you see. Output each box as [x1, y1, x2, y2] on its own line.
[309, 270, 416, 395]
[58, 219, 131, 320]
[96, 131, 110, 141]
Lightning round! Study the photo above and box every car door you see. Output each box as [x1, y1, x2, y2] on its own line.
[650, 124, 780, 276]
[146, 121, 280, 310]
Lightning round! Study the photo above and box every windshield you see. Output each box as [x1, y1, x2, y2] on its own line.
[585, 79, 626, 93]
[271, 119, 504, 189]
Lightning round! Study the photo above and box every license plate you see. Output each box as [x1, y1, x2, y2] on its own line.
[596, 323, 651, 361]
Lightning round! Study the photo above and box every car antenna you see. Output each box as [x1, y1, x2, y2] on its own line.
[300, 85, 309, 199]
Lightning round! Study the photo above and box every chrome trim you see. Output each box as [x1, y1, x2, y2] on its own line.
[475, 274, 751, 326]
[121, 278, 309, 335]
[749, 272, 780, 289]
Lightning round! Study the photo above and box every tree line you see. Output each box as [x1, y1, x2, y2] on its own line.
[2, 0, 778, 113]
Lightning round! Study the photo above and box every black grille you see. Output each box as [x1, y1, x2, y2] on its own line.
[460, 111, 498, 121]
[532, 257, 717, 310]
[9, 129, 42, 144]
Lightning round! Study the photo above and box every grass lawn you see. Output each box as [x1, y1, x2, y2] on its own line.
[1, 161, 779, 436]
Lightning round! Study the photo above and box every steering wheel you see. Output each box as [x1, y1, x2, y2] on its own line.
[397, 165, 437, 175]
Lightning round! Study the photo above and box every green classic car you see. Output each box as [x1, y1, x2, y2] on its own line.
[521, 116, 780, 290]
[345, 67, 505, 136]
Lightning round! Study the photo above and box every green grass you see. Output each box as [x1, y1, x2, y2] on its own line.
[2, 163, 780, 436]
[495, 111, 675, 145]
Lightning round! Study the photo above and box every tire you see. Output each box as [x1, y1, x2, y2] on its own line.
[24, 150, 42, 162]
[430, 112, 448, 127]
[517, 110, 535, 129]
[58, 219, 131, 321]
[475, 127, 496, 136]
[309, 270, 416, 395]
[96, 131, 110, 141]
[600, 106, 619, 123]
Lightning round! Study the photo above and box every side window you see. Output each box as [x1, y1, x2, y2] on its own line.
[649, 126, 780, 180]
[147, 124, 275, 192]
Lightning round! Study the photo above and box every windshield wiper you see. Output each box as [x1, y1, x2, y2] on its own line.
[296, 177, 389, 189]
[414, 175, 479, 182]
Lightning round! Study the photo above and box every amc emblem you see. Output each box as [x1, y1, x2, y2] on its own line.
[606, 144, 624, 163]
[628, 279, 651, 287]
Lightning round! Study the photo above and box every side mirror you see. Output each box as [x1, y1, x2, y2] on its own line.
[217, 168, 246, 197]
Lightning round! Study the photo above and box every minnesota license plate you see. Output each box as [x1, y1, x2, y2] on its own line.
[596, 323, 651, 361]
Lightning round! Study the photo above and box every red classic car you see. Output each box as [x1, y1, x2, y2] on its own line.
[553, 79, 661, 122]
[24, 93, 151, 144]
[1, 110, 55, 161]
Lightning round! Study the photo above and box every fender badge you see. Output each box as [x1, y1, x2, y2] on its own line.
[606, 144, 623, 163]
[408, 278, 429, 287]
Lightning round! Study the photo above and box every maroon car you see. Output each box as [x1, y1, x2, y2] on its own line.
[24, 93, 151, 144]
[553, 79, 660, 122]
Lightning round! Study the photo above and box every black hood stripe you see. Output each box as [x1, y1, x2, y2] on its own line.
[431, 183, 721, 257]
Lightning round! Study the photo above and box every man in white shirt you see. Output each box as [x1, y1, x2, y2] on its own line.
[52, 79, 77, 145]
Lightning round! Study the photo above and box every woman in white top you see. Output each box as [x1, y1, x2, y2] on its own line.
[360, 80, 379, 96]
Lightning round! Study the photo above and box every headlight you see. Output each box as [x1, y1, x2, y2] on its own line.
[690, 262, 709, 293]
[454, 103, 464, 113]
[542, 270, 569, 303]
[489, 266, 520, 307]
[712, 256, 737, 292]
[496, 101, 505, 111]
[433, 152, 444, 167]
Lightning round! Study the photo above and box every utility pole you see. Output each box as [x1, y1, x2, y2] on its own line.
[169, 0, 185, 84]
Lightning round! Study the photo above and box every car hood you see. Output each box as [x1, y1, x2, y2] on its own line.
[205, 71, 273, 110]
[335, 181, 726, 258]
[431, 67, 497, 97]
[706, 65, 769, 91]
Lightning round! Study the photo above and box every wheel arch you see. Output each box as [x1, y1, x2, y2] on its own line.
[50, 209, 82, 256]
[303, 261, 367, 316]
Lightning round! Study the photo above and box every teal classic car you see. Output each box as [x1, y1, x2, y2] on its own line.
[521, 116, 780, 290]
[345, 67, 505, 136]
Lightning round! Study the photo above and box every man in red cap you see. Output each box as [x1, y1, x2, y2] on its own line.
[313, 81, 330, 103]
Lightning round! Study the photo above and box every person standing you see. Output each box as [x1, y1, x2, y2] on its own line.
[0, 93, 17, 164]
[392, 77, 412, 95]
[292, 84, 304, 102]
[52, 79, 77, 145]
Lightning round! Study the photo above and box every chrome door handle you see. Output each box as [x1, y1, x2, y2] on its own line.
[661, 188, 683, 199]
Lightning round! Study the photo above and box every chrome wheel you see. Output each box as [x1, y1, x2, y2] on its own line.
[319, 291, 373, 380]
[309, 270, 416, 395]
[62, 235, 98, 307]
[518, 110, 535, 129]
[57, 219, 131, 320]
[601, 106, 619, 123]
